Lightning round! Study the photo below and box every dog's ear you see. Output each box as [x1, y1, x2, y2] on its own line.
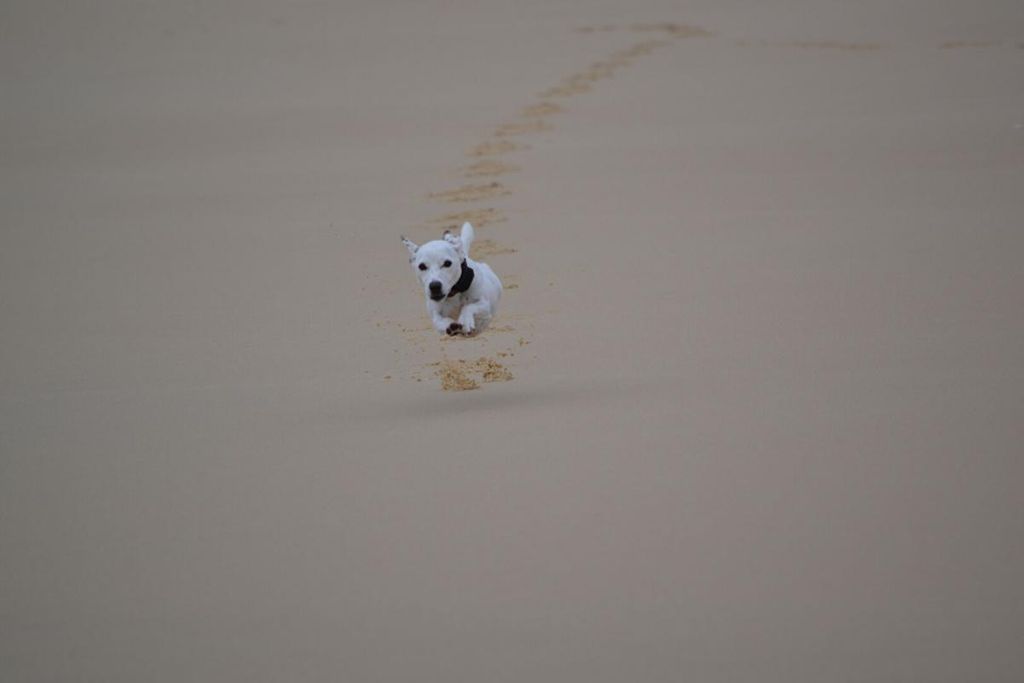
[443, 230, 465, 258]
[400, 236, 419, 260]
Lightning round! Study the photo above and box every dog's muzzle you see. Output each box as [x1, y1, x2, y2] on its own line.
[428, 281, 444, 300]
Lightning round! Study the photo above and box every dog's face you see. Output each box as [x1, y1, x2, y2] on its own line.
[401, 234, 464, 301]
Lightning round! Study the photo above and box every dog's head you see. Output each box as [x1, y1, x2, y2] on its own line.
[401, 231, 465, 301]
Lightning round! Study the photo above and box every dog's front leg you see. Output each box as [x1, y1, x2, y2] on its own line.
[457, 300, 492, 335]
[429, 304, 462, 336]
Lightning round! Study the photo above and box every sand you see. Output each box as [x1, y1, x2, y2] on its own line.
[433, 356, 515, 391]
[2, 1, 1023, 681]
[427, 207, 508, 229]
[428, 181, 512, 202]
[461, 159, 520, 177]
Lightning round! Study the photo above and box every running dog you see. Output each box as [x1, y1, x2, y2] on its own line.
[401, 222, 502, 336]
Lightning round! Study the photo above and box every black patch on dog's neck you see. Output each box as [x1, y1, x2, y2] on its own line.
[447, 260, 474, 298]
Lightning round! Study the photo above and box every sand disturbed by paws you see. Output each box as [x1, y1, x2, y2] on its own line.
[471, 239, 517, 258]
[429, 182, 510, 202]
[428, 207, 507, 230]
[462, 160, 519, 177]
[433, 357, 514, 391]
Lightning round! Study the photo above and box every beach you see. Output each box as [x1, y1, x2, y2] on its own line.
[2, 1, 1023, 680]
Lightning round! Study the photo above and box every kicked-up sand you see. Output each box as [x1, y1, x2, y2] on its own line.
[2, 1, 1023, 681]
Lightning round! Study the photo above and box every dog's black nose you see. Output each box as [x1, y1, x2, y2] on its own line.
[429, 281, 443, 295]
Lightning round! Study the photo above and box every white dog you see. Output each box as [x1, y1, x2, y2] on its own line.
[401, 222, 502, 336]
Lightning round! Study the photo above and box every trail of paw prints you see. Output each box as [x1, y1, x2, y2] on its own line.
[426, 320, 535, 391]
[430, 355, 514, 391]
[735, 37, 1018, 51]
[575, 22, 712, 38]
[375, 316, 525, 385]
[939, 40, 1008, 49]
[428, 182, 511, 202]
[738, 40, 884, 51]
[396, 312, 536, 387]
[537, 38, 693, 98]
[411, 21, 713, 389]
[471, 239, 517, 258]
[445, 21, 712, 177]
[466, 139, 524, 157]
[494, 119, 554, 137]
[424, 20, 712, 226]
[423, 207, 508, 232]
[520, 102, 563, 118]
[462, 160, 520, 178]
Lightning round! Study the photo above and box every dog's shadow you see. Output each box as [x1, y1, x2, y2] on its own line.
[367, 375, 676, 421]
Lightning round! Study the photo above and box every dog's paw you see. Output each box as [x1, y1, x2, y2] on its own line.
[446, 322, 463, 336]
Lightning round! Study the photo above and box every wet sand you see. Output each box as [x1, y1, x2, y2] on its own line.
[2, 1, 1023, 681]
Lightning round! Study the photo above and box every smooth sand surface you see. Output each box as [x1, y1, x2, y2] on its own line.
[3, 1, 1023, 681]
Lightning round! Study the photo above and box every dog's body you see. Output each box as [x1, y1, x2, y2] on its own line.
[401, 222, 502, 336]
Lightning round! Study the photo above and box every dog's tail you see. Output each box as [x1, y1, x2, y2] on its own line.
[460, 221, 475, 257]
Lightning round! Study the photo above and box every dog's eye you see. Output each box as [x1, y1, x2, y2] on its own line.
[442, 260, 452, 268]
[418, 263, 427, 271]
